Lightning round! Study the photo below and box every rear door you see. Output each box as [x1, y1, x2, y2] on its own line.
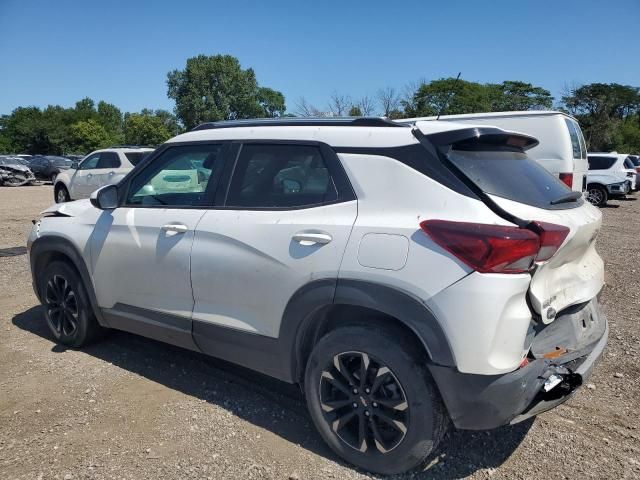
[564, 118, 588, 192]
[190, 142, 357, 342]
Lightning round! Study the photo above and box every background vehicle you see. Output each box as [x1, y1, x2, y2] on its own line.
[53, 146, 153, 202]
[28, 118, 606, 475]
[587, 153, 636, 206]
[628, 154, 640, 190]
[0, 156, 37, 186]
[396, 111, 588, 192]
[27, 155, 73, 182]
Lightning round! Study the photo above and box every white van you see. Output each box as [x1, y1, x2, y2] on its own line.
[397, 111, 588, 192]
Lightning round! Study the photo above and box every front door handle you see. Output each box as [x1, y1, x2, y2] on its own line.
[108, 171, 115, 176]
[162, 223, 188, 233]
[87, 173, 93, 178]
[292, 232, 332, 246]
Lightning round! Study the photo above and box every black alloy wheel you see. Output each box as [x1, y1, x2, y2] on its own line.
[319, 351, 408, 454]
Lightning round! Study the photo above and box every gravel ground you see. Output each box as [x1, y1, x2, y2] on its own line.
[0, 185, 638, 480]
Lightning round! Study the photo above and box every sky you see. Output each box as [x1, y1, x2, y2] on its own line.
[0, 0, 639, 116]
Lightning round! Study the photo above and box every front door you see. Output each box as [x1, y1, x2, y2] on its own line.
[89, 143, 227, 348]
[70, 153, 101, 198]
[190, 142, 357, 342]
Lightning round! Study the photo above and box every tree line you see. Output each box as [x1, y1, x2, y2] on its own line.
[1, 54, 638, 155]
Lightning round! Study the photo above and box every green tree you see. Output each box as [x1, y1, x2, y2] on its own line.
[348, 105, 362, 116]
[69, 119, 110, 153]
[123, 113, 172, 145]
[257, 87, 286, 118]
[97, 101, 124, 141]
[488, 81, 553, 111]
[167, 54, 285, 128]
[561, 83, 640, 150]
[403, 78, 493, 117]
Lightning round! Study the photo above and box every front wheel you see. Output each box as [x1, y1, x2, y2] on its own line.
[54, 184, 70, 203]
[50, 173, 57, 184]
[38, 261, 105, 347]
[304, 326, 448, 475]
[586, 184, 608, 207]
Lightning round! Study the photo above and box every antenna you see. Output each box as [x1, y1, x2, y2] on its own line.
[436, 72, 462, 120]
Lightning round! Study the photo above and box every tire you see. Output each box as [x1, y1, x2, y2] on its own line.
[54, 184, 70, 203]
[50, 173, 57, 184]
[304, 325, 448, 475]
[586, 184, 608, 207]
[38, 261, 105, 347]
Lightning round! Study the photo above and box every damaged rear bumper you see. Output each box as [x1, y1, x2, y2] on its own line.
[429, 299, 608, 430]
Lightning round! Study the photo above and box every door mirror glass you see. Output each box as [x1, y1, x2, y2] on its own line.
[90, 184, 119, 210]
[71, 161, 79, 170]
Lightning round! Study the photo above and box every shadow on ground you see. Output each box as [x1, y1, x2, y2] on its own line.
[13, 306, 533, 479]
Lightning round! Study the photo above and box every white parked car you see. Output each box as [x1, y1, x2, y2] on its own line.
[53, 146, 153, 203]
[586, 153, 636, 206]
[397, 111, 589, 192]
[28, 118, 607, 475]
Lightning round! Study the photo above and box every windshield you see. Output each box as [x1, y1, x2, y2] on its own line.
[447, 148, 579, 209]
[0, 158, 20, 166]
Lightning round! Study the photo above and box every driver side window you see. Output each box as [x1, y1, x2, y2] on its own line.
[125, 144, 223, 207]
[79, 154, 100, 170]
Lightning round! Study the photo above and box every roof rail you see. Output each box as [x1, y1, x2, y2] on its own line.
[107, 145, 152, 149]
[190, 117, 407, 131]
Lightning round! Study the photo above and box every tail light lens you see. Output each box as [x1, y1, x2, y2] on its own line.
[420, 220, 570, 274]
[530, 221, 570, 261]
[635, 167, 640, 173]
[558, 173, 573, 188]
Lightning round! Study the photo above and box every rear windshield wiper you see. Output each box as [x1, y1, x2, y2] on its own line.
[550, 191, 583, 205]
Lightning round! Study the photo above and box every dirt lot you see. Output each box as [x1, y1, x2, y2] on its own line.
[0, 185, 638, 480]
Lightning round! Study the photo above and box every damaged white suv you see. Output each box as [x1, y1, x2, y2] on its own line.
[27, 118, 607, 474]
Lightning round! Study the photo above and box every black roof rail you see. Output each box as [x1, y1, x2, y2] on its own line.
[107, 145, 152, 149]
[190, 117, 407, 131]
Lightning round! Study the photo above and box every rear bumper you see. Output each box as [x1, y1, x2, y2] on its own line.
[429, 299, 607, 430]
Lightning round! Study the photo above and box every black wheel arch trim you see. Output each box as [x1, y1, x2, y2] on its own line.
[280, 278, 456, 383]
[29, 235, 107, 327]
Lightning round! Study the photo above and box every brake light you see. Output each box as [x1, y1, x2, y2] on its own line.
[530, 221, 570, 261]
[420, 220, 570, 274]
[420, 220, 539, 274]
[636, 167, 640, 173]
[558, 173, 573, 188]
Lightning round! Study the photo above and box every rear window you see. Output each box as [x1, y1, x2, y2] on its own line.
[623, 157, 635, 169]
[628, 156, 640, 167]
[564, 119, 587, 159]
[588, 156, 617, 170]
[125, 151, 150, 166]
[447, 148, 577, 209]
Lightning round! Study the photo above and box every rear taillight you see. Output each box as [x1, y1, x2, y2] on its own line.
[559, 173, 573, 188]
[420, 220, 570, 274]
[529, 221, 570, 261]
[636, 167, 640, 173]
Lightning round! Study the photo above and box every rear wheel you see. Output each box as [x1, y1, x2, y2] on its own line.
[586, 184, 608, 207]
[38, 261, 105, 347]
[54, 184, 70, 203]
[304, 326, 448, 475]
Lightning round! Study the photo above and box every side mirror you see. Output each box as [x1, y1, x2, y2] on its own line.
[90, 184, 119, 210]
[71, 161, 79, 170]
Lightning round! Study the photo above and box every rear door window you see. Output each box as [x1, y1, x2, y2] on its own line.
[225, 144, 338, 208]
[588, 156, 617, 170]
[97, 152, 121, 168]
[564, 119, 587, 159]
[447, 148, 576, 209]
[124, 151, 150, 166]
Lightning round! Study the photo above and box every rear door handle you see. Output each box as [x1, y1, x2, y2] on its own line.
[108, 171, 115, 176]
[292, 232, 332, 246]
[162, 223, 188, 233]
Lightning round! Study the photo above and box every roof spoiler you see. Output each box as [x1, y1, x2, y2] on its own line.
[414, 122, 539, 151]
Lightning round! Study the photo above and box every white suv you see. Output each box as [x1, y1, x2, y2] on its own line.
[28, 118, 607, 474]
[53, 146, 153, 203]
[586, 153, 637, 206]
